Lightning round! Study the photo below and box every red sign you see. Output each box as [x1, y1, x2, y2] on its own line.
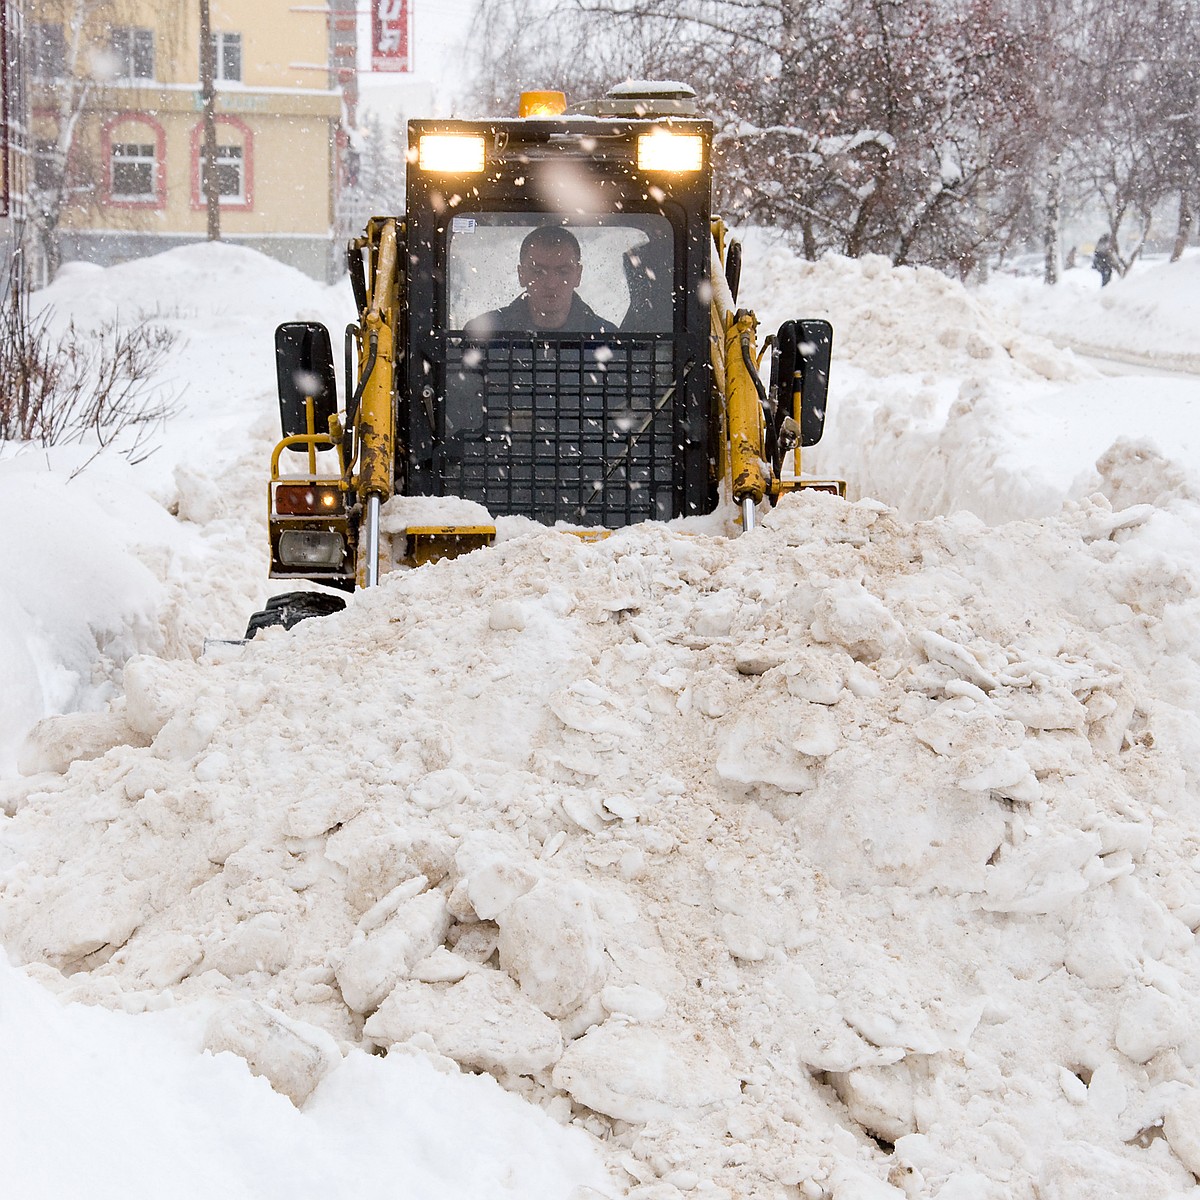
[371, 0, 410, 73]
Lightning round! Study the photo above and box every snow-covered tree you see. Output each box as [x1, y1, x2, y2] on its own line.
[342, 110, 407, 230]
[710, 0, 1039, 274]
[465, 0, 1198, 277]
[27, 0, 184, 275]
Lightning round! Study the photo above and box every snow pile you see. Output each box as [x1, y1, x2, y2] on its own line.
[7, 441, 1200, 1195]
[5, 238, 1200, 1197]
[738, 239, 1200, 528]
[0, 456, 168, 769]
[0, 246, 354, 776]
[6, 240, 1194, 780]
[0, 951, 608, 1200]
[739, 232, 1081, 383]
[36, 243, 349, 478]
[735, 234, 1108, 525]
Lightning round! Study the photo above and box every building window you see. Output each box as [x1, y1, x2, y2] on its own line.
[214, 144, 244, 201]
[29, 22, 67, 81]
[210, 32, 242, 82]
[111, 27, 155, 81]
[110, 142, 156, 198]
[191, 118, 253, 212]
[103, 115, 165, 208]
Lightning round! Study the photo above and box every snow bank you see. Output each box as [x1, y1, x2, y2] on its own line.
[734, 234, 1106, 523]
[740, 233, 1081, 384]
[981, 251, 1200, 374]
[6, 237, 1200, 1198]
[0, 245, 355, 779]
[35, 243, 351, 486]
[0, 949, 609, 1200]
[4, 238, 1193, 784]
[737, 235, 1200, 526]
[7, 444, 1200, 1194]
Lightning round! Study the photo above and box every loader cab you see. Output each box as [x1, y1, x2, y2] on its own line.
[396, 100, 717, 526]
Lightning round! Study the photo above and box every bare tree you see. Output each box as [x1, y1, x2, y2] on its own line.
[198, 0, 219, 240]
[27, 0, 100, 276]
[1009, 0, 1093, 283]
[465, 0, 1197, 277]
[1034, 0, 1200, 276]
[536, 0, 1039, 273]
[1, 251, 178, 464]
[27, 0, 186, 274]
[464, 0, 681, 116]
[1140, 0, 1199, 261]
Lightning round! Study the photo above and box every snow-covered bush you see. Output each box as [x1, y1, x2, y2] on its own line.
[0, 281, 177, 463]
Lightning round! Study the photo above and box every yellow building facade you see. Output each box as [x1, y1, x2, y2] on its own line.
[29, 0, 354, 280]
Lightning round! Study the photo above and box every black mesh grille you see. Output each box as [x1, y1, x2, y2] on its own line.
[438, 335, 680, 526]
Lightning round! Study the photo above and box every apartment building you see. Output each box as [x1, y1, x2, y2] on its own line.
[28, 0, 356, 281]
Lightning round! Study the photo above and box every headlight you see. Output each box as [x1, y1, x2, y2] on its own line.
[418, 134, 486, 174]
[278, 530, 345, 568]
[636, 131, 704, 173]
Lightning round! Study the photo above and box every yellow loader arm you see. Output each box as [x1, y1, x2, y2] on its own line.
[711, 221, 844, 529]
[348, 218, 401, 588]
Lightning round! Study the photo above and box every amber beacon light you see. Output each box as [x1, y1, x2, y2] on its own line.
[519, 90, 567, 118]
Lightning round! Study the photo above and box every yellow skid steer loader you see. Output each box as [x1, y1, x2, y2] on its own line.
[248, 82, 841, 636]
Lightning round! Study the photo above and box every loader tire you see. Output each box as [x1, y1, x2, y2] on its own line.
[244, 590, 347, 639]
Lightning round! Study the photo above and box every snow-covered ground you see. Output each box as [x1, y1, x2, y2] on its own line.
[3, 239, 1200, 1198]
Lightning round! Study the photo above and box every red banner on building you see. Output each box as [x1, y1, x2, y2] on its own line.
[371, 0, 411, 73]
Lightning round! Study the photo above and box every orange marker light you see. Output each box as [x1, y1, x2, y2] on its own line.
[275, 484, 343, 515]
[520, 90, 567, 118]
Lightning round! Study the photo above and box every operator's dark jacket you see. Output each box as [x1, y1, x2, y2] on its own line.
[463, 293, 616, 335]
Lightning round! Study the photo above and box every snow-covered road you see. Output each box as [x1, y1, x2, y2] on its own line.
[1080, 350, 1200, 379]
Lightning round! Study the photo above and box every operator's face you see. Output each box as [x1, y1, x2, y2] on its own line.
[518, 241, 583, 329]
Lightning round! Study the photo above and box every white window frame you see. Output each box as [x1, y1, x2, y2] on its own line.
[110, 141, 156, 200]
[111, 27, 155, 82]
[211, 31, 242, 83]
[214, 143, 244, 203]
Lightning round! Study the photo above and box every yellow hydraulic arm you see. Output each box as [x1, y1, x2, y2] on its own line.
[711, 220, 772, 530]
[724, 309, 771, 530]
[352, 218, 400, 588]
[710, 219, 844, 526]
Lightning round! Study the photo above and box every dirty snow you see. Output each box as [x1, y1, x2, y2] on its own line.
[3, 239, 1200, 1198]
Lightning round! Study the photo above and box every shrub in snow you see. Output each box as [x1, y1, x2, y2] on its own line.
[0, 292, 177, 465]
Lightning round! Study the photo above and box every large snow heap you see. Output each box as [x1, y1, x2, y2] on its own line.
[7, 451, 1200, 1196]
[4, 244, 1200, 1197]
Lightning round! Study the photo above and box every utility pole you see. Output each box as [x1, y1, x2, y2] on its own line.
[199, 0, 220, 240]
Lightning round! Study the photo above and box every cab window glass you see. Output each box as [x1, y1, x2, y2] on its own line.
[446, 213, 674, 333]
